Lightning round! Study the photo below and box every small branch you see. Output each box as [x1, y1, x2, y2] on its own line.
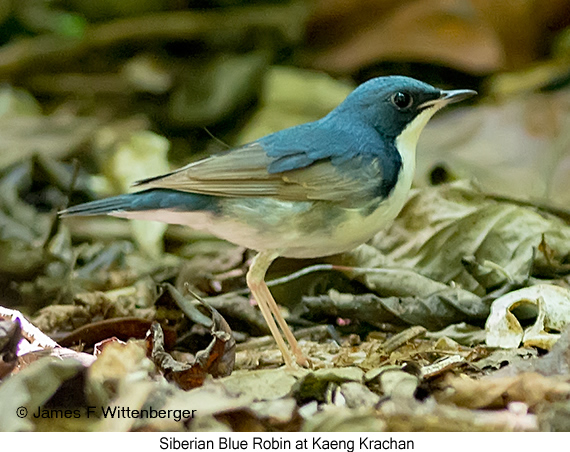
[0, 1, 312, 78]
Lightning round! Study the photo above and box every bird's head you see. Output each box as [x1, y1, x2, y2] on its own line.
[332, 76, 476, 142]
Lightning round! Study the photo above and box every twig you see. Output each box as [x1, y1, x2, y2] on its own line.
[0, 1, 311, 78]
[235, 324, 336, 351]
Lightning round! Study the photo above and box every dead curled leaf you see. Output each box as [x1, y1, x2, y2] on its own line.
[147, 299, 235, 390]
[58, 317, 177, 350]
[199, 293, 270, 337]
[294, 367, 364, 404]
[299, 287, 489, 331]
[485, 284, 570, 350]
[347, 181, 570, 295]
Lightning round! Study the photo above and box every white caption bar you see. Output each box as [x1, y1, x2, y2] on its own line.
[0, 432, 559, 451]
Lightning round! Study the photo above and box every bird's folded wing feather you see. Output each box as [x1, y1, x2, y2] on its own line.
[133, 143, 381, 203]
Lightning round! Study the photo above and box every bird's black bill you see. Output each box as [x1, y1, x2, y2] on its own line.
[418, 88, 477, 110]
[439, 89, 477, 104]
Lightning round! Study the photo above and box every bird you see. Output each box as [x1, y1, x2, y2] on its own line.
[60, 76, 476, 368]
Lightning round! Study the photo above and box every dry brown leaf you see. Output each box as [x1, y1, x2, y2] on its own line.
[380, 397, 538, 431]
[340, 381, 381, 408]
[0, 115, 99, 171]
[58, 317, 177, 350]
[437, 372, 570, 409]
[150, 381, 286, 431]
[302, 406, 386, 432]
[89, 340, 150, 385]
[348, 182, 570, 295]
[148, 302, 235, 390]
[307, 0, 503, 74]
[219, 368, 304, 401]
[307, 0, 570, 74]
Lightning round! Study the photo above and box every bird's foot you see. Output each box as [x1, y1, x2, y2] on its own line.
[279, 349, 312, 370]
[294, 353, 312, 369]
[282, 348, 312, 369]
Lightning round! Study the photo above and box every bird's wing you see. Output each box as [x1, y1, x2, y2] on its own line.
[134, 142, 383, 204]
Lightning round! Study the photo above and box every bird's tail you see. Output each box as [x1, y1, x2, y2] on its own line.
[59, 194, 136, 217]
[59, 189, 217, 217]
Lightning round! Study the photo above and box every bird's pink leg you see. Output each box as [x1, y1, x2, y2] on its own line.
[247, 251, 310, 368]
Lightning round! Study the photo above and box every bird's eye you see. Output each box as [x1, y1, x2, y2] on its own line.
[391, 91, 413, 109]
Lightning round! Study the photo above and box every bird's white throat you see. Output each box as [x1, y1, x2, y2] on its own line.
[388, 106, 440, 210]
[395, 106, 442, 180]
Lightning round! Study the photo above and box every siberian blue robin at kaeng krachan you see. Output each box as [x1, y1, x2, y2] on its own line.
[60, 76, 476, 368]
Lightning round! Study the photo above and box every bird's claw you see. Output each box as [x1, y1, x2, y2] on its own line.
[296, 355, 313, 369]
